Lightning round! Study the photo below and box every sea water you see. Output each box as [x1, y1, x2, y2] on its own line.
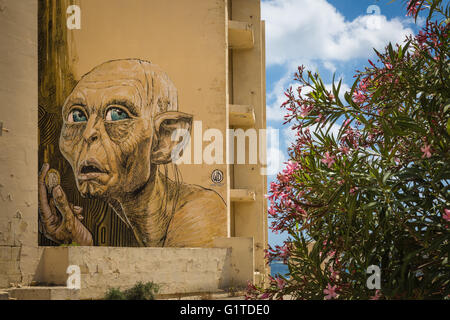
[270, 261, 289, 277]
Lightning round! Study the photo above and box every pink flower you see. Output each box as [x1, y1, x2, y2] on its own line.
[278, 173, 290, 183]
[353, 91, 366, 104]
[268, 206, 277, 217]
[370, 290, 382, 300]
[259, 292, 270, 299]
[407, 0, 421, 17]
[284, 199, 294, 209]
[421, 144, 432, 158]
[315, 113, 324, 123]
[417, 30, 427, 46]
[321, 152, 335, 168]
[340, 146, 350, 155]
[443, 209, 450, 222]
[276, 277, 286, 290]
[324, 284, 338, 300]
[283, 161, 299, 176]
[329, 267, 339, 281]
[300, 104, 313, 118]
[279, 243, 290, 259]
[246, 280, 256, 291]
[350, 187, 359, 194]
[359, 78, 369, 90]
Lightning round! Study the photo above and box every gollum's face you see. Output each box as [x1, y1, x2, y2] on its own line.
[59, 60, 190, 200]
[59, 62, 156, 199]
[60, 84, 155, 199]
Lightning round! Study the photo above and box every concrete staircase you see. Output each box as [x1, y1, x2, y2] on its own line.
[3, 287, 79, 300]
[0, 291, 10, 300]
[160, 289, 247, 300]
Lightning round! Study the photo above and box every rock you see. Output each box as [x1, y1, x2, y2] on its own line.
[0, 291, 9, 300]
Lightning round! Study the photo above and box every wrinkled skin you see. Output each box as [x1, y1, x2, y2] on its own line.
[39, 59, 226, 247]
[38, 163, 93, 245]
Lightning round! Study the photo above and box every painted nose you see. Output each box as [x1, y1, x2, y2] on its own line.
[83, 116, 100, 144]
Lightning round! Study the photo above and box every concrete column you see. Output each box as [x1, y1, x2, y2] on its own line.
[0, 0, 40, 287]
[230, 0, 268, 283]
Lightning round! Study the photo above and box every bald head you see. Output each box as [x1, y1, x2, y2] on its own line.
[67, 59, 178, 117]
[59, 59, 192, 199]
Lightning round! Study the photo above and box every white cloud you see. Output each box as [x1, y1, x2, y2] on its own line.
[263, 0, 416, 185]
[266, 59, 317, 122]
[266, 66, 351, 123]
[262, 0, 414, 66]
[266, 78, 298, 123]
[282, 124, 298, 145]
[265, 126, 287, 176]
[266, 146, 287, 176]
[322, 61, 337, 74]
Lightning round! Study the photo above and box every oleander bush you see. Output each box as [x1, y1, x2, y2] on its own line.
[247, 0, 449, 300]
[104, 281, 160, 300]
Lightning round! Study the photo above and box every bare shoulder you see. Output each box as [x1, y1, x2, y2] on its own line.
[165, 184, 227, 247]
[178, 184, 226, 210]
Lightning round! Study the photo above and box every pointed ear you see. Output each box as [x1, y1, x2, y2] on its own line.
[151, 111, 193, 164]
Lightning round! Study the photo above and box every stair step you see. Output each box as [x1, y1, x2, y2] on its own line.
[0, 291, 10, 300]
[7, 286, 79, 300]
[163, 292, 246, 300]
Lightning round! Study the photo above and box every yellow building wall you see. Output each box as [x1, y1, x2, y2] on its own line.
[0, 0, 40, 287]
[70, 0, 229, 201]
[0, 0, 268, 291]
[230, 0, 269, 281]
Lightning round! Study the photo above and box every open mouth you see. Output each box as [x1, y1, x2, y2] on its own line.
[78, 159, 107, 180]
[80, 165, 104, 174]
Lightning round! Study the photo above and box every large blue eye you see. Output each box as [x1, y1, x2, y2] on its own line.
[105, 107, 130, 121]
[68, 109, 87, 123]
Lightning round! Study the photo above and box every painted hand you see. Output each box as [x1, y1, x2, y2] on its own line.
[38, 163, 93, 246]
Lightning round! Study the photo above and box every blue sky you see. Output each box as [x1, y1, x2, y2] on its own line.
[262, 0, 426, 247]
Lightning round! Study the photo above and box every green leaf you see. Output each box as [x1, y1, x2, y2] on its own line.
[371, 86, 384, 100]
[382, 171, 392, 185]
[388, 42, 395, 63]
[444, 104, 450, 114]
[401, 40, 411, 59]
[351, 76, 360, 94]
[363, 202, 378, 210]
[344, 91, 362, 111]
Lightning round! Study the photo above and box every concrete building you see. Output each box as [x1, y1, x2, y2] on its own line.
[0, 0, 268, 299]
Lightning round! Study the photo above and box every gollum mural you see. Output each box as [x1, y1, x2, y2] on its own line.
[38, 59, 227, 247]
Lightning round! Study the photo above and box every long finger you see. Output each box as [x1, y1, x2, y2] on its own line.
[41, 198, 61, 235]
[38, 163, 52, 220]
[69, 203, 84, 221]
[49, 198, 61, 222]
[73, 206, 84, 220]
[53, 185, 79, 235]
[52, 185, 74, 220]
[73, 206, 83, 215]
[38, 163, 50, 184]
